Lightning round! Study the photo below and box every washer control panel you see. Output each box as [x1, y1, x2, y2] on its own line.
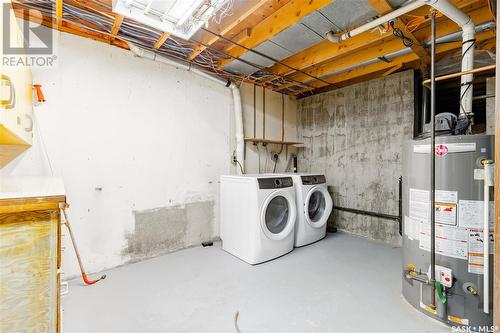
[301, 175, 326, 185]
[258, 177, 293, 189]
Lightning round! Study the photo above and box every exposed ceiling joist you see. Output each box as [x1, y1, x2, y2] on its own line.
[217, 0, 334, 68]
[282, 5, 493, 89]
[56, 0, 63, 27]
[368, 0, 429, 61]
[187, 0, 269, 60]
[109, 14, 124, 40]
[265, 0, 484, 79]
[154, 32, 171, 49]
[382, 63, 403, 76]
[12, 3, 129, 49]
[303, 29, 495, 92]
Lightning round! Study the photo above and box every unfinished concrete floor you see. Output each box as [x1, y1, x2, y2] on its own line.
[62, 232, 448, 332]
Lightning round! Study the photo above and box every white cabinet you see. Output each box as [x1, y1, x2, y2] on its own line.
[0, 2, 34, 167]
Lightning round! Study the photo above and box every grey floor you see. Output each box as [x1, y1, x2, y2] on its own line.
[62, 232, 449, 332]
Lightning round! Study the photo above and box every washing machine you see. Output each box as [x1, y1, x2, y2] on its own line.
[220, 174, 297, 264]
[289, 174, 333, 247]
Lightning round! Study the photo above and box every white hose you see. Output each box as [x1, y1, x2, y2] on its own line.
[126, 43, 245, 174]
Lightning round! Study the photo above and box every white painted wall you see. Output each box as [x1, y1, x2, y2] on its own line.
[240, 83, 298, 174]
[1, 29, 298, 277]
[1, 31, 233, 277]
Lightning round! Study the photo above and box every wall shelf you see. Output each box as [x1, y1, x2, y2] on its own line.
[244, 137, 304, 146]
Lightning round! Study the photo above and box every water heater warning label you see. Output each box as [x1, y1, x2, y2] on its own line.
[435, 203, 457, 226]
[468, 231, 494, 274]
[406, 188, 496, 262]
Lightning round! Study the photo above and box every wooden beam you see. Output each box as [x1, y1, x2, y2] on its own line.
[303, 29, 495, 90]
[217, 28, 252, 69]
[368, 0, 429, 61]
[12, 6, 129, 49]
[187, 0, 269, 60]
[382, 64, 403, 76]
[110, 14, 124, 38]
[274, 28, 494, 93]
[291, 87, 314, 95]
[56, 0, 63, 28]
[218, 0, 333, 68]
[154, 32, 170, 49]
[282, 6, 493, 88]
[477, 37, 496, 51]
[265, 0, 485, 78]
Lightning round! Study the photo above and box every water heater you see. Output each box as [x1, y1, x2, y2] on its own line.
[402, 134, 494, 328]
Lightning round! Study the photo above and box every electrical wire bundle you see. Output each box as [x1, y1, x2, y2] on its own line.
[13, 0, 268, 87]
[389, 20, 413, 47]
[404, 12, 443, 32]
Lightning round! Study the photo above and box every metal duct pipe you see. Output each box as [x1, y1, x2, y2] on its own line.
[325, 0, 476, 117]
[318, 21, 494, 82]
[127, 42, 245, 175]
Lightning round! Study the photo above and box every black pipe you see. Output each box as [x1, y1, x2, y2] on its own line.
[332, 206, 399, 221]
[399, 176, 403, 235]
[430, 11, 437, 308]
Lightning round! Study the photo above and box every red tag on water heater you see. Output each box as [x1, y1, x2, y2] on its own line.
[435, 144, 448, 156]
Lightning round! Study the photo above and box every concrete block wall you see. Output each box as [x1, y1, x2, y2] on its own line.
[297, 70, 415, 245]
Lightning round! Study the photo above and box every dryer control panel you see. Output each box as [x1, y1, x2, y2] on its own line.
[258, 177, 293, 189]
[301, 175, 326, 185]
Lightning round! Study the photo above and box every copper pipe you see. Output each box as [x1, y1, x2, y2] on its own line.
[422, 65, 496, 87]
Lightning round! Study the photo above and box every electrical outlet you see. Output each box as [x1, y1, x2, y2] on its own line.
[231, 154, 237, 164]
[271, 152, 279, 161]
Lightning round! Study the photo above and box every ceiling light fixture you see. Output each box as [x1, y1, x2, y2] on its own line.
[113, 0, 219, 40]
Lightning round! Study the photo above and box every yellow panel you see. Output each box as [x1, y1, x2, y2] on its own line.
[0, 211, 58, 332]
[0, 2, 34, 147]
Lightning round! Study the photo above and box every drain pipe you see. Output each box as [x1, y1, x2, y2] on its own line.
[325, 0, 426, 43]
[325, 0, 475, 117]
[127, 43, 245, 174]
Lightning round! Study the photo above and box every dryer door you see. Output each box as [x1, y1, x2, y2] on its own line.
[304, 186, 332, 228]
[260, 190, 296, 241]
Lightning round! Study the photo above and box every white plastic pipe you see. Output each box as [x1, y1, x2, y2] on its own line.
[231, 85, 245, 174]
[325, 0, 426, 43]
[428, 0, 475, 118]
[482, 161, 494, 314]
[325, 0, 476, 116]
[127, 43, 245, 174]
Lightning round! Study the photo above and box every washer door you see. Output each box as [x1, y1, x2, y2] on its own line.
[261, 190, 296, 241]
[304, 186, 332, 228]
